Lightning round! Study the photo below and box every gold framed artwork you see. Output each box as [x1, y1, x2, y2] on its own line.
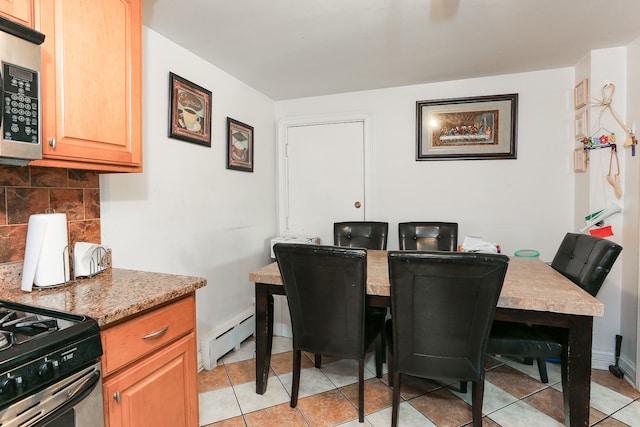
[574, 78, 588, 110]
[416, 93, 518, 160]
[574, 148, 587, 172]
[575, 110, 588, 140]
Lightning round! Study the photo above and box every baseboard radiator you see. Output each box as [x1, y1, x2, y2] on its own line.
[199, 306, 255, 370]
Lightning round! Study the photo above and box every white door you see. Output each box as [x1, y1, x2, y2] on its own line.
[284, 120, 366, 245]
[274, 115, 371, 337]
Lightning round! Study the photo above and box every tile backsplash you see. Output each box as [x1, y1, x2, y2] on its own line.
[0, 165, 101, 264]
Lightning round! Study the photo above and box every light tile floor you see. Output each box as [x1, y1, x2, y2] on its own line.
[198, 336, 640, 426]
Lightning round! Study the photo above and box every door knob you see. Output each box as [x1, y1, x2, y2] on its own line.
[354, 201, 361, 208]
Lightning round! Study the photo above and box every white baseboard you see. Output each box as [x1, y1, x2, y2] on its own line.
[592, 349, 636, 386]
[199, 306, 255, 370]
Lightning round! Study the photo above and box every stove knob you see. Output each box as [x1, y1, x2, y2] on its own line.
[37, 361, 55, 380]
[0, 377, 18, 398]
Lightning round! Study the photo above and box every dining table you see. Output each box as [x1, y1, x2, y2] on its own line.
[249, 250, 604, 427]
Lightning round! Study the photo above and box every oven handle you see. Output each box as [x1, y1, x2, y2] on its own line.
[31, 370, 101, 427]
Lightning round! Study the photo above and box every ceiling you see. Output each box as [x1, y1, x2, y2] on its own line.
[143, 0, 640, 100]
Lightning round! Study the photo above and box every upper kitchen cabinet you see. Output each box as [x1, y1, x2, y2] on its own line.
[0, 0, 34, 28]
[32, 0, 142, 172]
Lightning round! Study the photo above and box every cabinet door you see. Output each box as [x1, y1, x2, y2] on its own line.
[34, 0, 142, 172]
[103, 333, 199, 427]
[0, 0, 33, 27]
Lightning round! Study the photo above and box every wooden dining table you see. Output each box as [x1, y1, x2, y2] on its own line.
[249, 250, 604, 427]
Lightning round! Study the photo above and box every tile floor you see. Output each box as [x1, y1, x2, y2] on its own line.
[198, 336, 640, 426]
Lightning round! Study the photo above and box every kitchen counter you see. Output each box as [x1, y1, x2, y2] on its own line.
[0, 265, 206, 327]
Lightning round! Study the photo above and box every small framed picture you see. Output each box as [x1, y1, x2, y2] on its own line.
[227, 117, 254, 172]
[574, 78, 588, 110]
[575, 110, 588, 140]
[168, 72, 212, 147]
[574, 148, 587, 172]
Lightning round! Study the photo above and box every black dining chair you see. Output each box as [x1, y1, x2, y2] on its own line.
[273, 243, 385, 423]
[398, 222, 458, 251]
[334, 221, 390, 360]
[334, 221, 388, 250]
[487, 232, 622, 383]
[386, 251, 509, 427]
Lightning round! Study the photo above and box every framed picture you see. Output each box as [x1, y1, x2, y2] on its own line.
[416, 93, 518, 160]
[574, 148, 587, 172]
[574, 78, 588, 110]
[575, 110, 588, 140]
[227, 117, 254, 172]
[168, 72, 212, 147]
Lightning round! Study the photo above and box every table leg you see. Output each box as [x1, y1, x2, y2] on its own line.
[255, 283, 274, 394]
[562, 315, 593, 427]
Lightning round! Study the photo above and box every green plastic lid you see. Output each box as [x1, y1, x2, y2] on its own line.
[514, 249, 540, 258]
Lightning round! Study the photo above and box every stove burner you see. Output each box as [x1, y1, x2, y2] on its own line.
[0, 310, 60, 350]
[0, 331, 13, 351]
[0, 300, 102, 411]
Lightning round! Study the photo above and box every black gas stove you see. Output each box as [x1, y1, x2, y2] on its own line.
[0, 300, 102, 419]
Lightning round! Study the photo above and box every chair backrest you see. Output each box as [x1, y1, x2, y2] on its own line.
[273, 243, 368, 359]
[388, 251, 509, 382]
[334, 221, 388, 250]
[398, 222, 458, 251]
[551, 233, 622, 296]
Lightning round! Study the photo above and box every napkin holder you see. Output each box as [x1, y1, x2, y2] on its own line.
[73, 242, 110, 279]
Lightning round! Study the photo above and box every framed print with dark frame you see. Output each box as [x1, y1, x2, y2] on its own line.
[168, 72, 212, 147]
[227, 117, 254, 172]
[416, 93, 518, 161]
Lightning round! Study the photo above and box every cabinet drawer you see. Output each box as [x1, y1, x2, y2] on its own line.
[101, 295, 195, 376]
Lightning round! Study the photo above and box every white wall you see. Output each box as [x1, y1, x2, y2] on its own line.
[275, 66, 631, 369]
[100, 28, 277, 343]
[578, 48, 628, 367]
[276, 69, 576, 258]
[573, 47, 630, 375]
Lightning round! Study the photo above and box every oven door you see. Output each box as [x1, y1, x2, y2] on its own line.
[0, 361, 104, 427]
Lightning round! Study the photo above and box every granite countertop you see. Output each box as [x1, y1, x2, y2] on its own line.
[0, 265, 206, 328]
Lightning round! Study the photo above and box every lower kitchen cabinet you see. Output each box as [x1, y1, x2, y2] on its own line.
[103, 333, 198, 427]
[101, 294, 199, 427]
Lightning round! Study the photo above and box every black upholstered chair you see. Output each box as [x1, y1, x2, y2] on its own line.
[334, 221, 388, 250]
[273, 243, 385, 423]
[488, 233, 622, 383]
[334, 221, 390, 363]
[398, 222, 458, 251]
[386, 251, 509, 427]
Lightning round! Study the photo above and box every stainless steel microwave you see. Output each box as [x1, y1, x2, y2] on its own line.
[0, 16, 44, 166]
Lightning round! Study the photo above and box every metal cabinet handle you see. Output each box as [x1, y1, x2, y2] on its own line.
[113, 391, 120, 403]
[49, 137, 56, 149]
[142, 326, 168, 340]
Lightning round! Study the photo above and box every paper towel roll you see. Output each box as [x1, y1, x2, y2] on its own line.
[21, 213, 70, 291]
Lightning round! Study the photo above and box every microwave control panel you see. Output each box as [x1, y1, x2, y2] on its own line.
[2, 62, 39, 144]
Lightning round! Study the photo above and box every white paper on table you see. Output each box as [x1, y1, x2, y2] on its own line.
[461, 236, 499, 254]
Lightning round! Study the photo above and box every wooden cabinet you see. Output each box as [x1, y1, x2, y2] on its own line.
[102, 295, 199, 427]
[0, 0, 34, 28]
[33, 0, 142, 172]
